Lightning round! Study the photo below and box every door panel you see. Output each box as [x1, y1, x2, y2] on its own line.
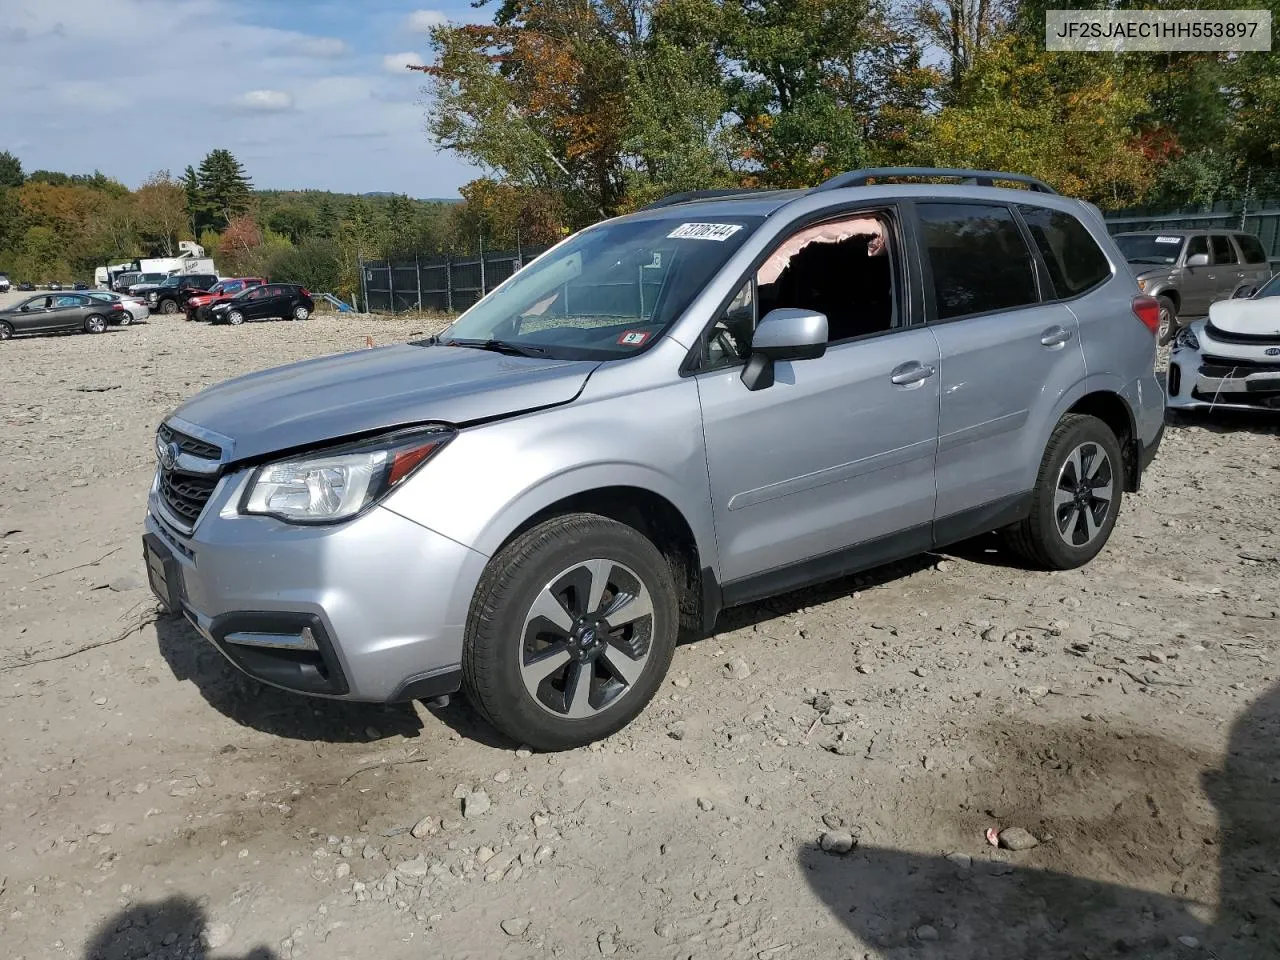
[698, 328, 940, 585]
[1180, 236, 1216, 314]
[930, 303, 1084, 518]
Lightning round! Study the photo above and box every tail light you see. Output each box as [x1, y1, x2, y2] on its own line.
[111, 303, 124, 311]
[301, 288, 312, 298]
[1132, 295, 1160, 335]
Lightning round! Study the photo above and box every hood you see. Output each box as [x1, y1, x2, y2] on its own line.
[1207, 298, 1280, 337]
[1129, 265, 1177, 281]
[170, 343, 599, 463]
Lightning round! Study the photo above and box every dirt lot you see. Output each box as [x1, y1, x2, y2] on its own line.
[1, 304, 1277, 960]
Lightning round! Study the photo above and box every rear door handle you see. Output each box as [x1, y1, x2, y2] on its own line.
[1040, 326, 1073, 347]
[890, 361, 936, 386]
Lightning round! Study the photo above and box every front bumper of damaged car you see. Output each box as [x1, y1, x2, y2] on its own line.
[1165, 323, 1280, 412]
[143, 466, 489, 703]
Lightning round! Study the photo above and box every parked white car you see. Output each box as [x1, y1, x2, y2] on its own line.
[87, 291, 150, 326]
[1166, 272, 1280, 413]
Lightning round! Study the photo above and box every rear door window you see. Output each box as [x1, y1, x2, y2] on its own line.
[1017, 205, 1112, 298]
[917, 203, 1039, 320]
[1210, 235, 1237, 264]
[1235, 234, 1268, 264]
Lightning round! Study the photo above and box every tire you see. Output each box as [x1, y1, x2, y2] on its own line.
[84, 314, 107, 334]
[227, 310, 245, 326]
[1157, 295, 1178, 345]
[1004, 414, 1123, 570]
[462, 513, 679, 751]
[117, 312, 133, 327]
[0, 321, 12, 340]
[293, 305, 310, 321]
[160, 298, 178, 314]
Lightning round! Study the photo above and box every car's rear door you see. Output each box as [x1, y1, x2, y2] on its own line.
[915, 200, 1087, 533]
[1230, 234, 1272, 291]
[1180, 236, 1216, 315]
[1209, 235, 1245, 304]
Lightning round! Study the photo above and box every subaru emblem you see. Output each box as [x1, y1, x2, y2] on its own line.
[1267, 347, 1280, 356]
[156, 436, 180, 471]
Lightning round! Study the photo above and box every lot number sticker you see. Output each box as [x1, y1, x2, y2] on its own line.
[668, 223, 744, 242]
[618, 330, 652, 346]
[1155, 236, 1182, 244]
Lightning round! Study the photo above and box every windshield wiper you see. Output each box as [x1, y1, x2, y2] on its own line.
[444, 338, 550, 357]
[1128, 258, 1171, 265]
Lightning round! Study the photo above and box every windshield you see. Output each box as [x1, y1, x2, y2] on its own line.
[160, 276, 182, 287]
[1254, 273, 1280, 298]
[1115, 234, 1185, 265]
[439, 215, 764, 359]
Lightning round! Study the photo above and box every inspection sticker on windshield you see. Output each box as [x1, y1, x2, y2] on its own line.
[668, 222, 743, 242]
[1155, 236, 1182, 243]
[618, 330, 652, 347]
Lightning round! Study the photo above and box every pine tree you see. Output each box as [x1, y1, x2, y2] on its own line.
[0, 151, 26, 188]
[195, 149, 253, 227]
[182, 165, 203, 235]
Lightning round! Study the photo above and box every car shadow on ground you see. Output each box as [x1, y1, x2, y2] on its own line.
[1166, 406, 1280, 437]
[80, 896, 277, 960]
[155, 615, 423, 744]
[799, 683, 1280, 958]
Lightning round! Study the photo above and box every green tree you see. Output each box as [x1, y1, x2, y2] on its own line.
[134, 171, 189, 256]
[0, 150, 24, 188]
[195, 149, 254, 226]
[268, 238, 342, 292]
[267, 205, 315, 244]
[182, 165, 203, 234]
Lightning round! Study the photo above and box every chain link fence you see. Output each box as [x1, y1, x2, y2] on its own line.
[359, 247, 550, 315]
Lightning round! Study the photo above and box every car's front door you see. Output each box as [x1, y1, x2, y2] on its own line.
[914, 201, 1087, 528]
[1180, 236, 1217, 315]
[696, 207, 940, 597]
[237, 287, 270, 320]
[12, 297, 52, 332]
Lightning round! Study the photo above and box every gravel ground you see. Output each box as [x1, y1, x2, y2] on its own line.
[1, 305, 1277, 960]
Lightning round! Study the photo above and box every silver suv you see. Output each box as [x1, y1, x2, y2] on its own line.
[1115, 229, 1273, 342]
[143, 167, 1166, 749]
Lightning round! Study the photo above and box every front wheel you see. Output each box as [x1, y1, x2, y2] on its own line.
[84, 314, 107, 334]
[293, 305, 310, 321]
[227, 310, 245, 326]
[160, 299, 178, 314]
[1003, 414, 1123, 570]
[1157, 296, 1178, 345]
[462, 513, 679, 751]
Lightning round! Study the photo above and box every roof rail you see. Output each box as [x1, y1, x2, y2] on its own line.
[813, 167, 1059, 195]
[638, 188, 785, 212]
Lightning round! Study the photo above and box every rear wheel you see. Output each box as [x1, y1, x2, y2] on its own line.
[462, 514, 679, 751]
[84, 314, 107, 334]
[293, 305, 310, 320]
[0, 321, 12, 340]
[116, 311, 133, 327]
[1003, 414, 1122, 570]
[227, 309, 245, 326]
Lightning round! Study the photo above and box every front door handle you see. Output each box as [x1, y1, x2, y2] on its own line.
[1040, 326, 1073, 347]
[890, 361, 936, 386]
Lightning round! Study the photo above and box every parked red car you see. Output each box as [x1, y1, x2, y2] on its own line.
[185, 277, 266, 321]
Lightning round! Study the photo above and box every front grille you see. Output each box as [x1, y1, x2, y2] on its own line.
[158, 423, 222, 461]
[1205, 320, 1280, 345]
[1199, 355, 1280, 378]
[160, 469, 219, 524]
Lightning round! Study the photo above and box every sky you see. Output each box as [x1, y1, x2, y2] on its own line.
[1, 0, 490, 198]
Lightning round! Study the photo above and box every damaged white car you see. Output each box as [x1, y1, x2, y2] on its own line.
[1167, 272, 1280, 413]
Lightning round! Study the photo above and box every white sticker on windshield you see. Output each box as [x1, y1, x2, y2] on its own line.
[1155, 236, 1182, 244]
[667, 222, 744, 242]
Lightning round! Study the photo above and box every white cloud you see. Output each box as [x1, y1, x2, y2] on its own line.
[406, 9, 448, 32]
[295, 36, 348, 58]
[233, 89, 294, 112]
[383, 51, 425, 74]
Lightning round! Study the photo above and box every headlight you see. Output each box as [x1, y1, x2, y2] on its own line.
[241, 426, 455, 524]
[1173, 326, 1200, 352]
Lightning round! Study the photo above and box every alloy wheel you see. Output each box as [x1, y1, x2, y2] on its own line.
[519, 559, 654, 719]
[1053, 442, 1113, 547]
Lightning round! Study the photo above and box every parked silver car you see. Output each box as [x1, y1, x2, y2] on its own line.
[1114, 229, 1273, 342]
[144, 167, 1166, 749]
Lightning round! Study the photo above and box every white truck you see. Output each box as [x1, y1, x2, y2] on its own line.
[96, 242, 218, 290]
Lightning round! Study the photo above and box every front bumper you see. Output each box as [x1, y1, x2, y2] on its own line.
[1167, 346, 1280, 412]
[144, 470, 489, 701]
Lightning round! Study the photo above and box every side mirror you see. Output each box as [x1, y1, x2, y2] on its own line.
[741, 308, 828, 391]
[1186, 253, 1209, 267]
[1233, 284, 1258, 299]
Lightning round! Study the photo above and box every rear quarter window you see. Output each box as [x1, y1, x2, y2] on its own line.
[1236, 233, 1268, 264]
[1017, 205, 1112, 298]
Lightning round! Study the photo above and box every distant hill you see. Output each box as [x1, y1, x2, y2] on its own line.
[362, 192, 462, 203]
